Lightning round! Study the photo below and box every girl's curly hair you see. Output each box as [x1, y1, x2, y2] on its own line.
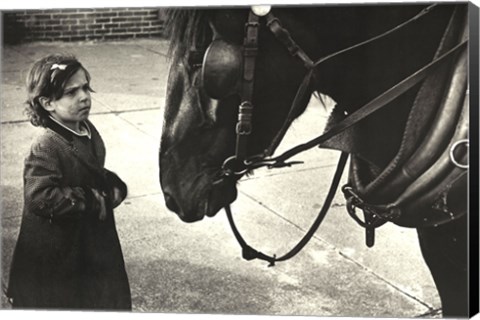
[25, 53, 92, 127]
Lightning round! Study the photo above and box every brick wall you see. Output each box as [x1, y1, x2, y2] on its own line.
[3, 8, 166, 43]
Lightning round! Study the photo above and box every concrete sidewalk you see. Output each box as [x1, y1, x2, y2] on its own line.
[1, 39, 440, 317]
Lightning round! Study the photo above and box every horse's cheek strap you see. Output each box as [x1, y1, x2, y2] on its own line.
[234, 11, 260, 162]
[265, 13, 314, 68]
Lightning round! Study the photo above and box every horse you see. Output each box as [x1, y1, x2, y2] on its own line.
[159, 4, 470, 317]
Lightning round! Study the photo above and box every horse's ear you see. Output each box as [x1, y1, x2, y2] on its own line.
[201, 39, 242, 100]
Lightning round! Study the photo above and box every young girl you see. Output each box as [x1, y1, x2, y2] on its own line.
[6, 54, 131, 310]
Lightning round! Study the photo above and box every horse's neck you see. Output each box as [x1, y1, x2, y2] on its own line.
[309, 4, 460, 172]
[310, 5, 454, 114]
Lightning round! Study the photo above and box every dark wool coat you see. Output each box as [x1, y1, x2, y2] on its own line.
[7, 118, 131, 311]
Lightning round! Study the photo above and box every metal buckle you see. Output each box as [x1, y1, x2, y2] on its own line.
[236, 101, 253, 135]
[449, 139, 469, 169]
[342, 185, 400, 247]
[222, 156, 249, 177]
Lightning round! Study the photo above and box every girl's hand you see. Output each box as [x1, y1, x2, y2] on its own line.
[91, 189, 107, 221]
[111, 187, 124, 208]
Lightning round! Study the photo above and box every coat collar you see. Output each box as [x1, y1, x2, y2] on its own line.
[45, 117, 91, 142]
[45, 117, 105, 178]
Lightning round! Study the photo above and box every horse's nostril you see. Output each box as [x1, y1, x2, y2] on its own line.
[164, 193, 180, 213]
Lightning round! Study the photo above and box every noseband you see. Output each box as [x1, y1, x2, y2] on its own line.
[198, 5, 468, 266]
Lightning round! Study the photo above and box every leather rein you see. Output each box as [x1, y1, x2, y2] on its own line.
[218, 5, 468, 266]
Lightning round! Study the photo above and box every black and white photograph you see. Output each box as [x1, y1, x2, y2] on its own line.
[1, 0, 479, 319]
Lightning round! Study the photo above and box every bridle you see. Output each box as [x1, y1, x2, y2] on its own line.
[199, 5, 468, 266]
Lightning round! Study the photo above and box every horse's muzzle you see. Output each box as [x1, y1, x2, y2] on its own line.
[163, 191, 204, 223]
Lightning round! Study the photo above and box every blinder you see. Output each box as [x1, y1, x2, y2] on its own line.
[201, 39, 243, 99]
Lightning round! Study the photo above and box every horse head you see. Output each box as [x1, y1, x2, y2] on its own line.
[159, 4, 458, 223]
[160, 7, 320, 222]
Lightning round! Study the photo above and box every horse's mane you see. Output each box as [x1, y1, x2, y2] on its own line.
[164, 8, 212, 60]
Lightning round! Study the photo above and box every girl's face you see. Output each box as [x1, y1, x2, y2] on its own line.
[45, 68, 92, 131]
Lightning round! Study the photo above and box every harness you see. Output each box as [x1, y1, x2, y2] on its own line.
[199, 5, 469, 266]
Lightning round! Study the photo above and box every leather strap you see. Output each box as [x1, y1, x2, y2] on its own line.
[265, 70, 314, 157]
[222, 11, 260, 176]
[246, 39, 467, 171]
[265, 13, 314, 68]
[237, 11, 259, 160]
[225, 152, 348, 266]
[256, 4, 437, 160]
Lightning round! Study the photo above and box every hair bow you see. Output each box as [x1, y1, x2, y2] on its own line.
[50, 63, 67, 71]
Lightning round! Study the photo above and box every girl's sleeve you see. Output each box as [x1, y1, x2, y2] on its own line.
[23, 141, 100, 222]
[104, 169, 128, 204]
